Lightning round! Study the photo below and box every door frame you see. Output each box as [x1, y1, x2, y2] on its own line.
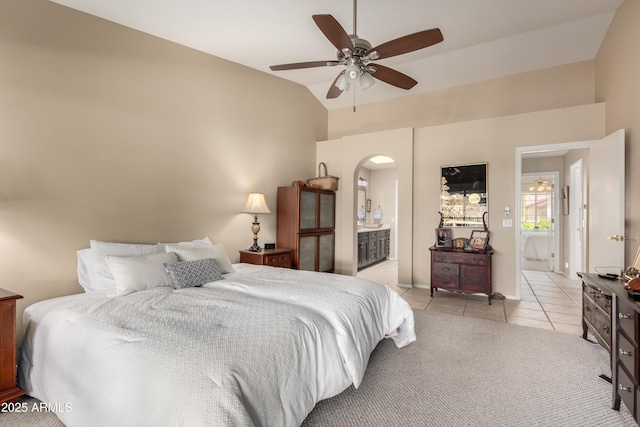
[521, 171, 560, 273]
[515, 140, 594, 299]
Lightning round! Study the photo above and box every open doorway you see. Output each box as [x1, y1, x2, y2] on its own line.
[520, 172, 560, 273]
[515, 130, 625, 298]
[355, 155, 399, 290]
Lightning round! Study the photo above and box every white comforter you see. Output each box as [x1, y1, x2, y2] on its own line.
[18, 264, 415, 427]
[521, 231, 552, 261]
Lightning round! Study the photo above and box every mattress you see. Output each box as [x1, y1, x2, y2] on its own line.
[18, 264, 415, 427]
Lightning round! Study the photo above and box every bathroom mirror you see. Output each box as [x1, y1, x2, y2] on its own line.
[440, 163, 488, 227]
[357, 186, 366, 220]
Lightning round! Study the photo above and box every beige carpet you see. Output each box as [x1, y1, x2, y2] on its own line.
[2, 310, 635, 426]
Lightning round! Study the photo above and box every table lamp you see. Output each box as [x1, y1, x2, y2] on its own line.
[242, 193, 271, 252]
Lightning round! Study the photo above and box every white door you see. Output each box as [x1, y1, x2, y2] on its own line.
[569, 161, 583, 279]
[588, 129, 626, 273]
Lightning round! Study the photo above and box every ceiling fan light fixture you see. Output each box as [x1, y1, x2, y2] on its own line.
[359, 71, 375, 90]
[345, 63, 361, 83]
[335, 73, 350, 91]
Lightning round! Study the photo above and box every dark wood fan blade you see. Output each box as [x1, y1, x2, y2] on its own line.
[313, 14, 353, 52]
[270, 61, 339, 71]
[326, 72, 344, 99]
[366, 28, 443, 60]
[370, 64, 417, 90]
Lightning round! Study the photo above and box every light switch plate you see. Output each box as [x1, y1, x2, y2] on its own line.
[503, 219, 513, 227]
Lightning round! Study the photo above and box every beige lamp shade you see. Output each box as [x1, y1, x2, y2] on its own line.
[242, 193, 271, 214]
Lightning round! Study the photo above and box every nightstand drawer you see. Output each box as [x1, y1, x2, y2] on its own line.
[265, 253, 291, 267]
[239, 249, 293, 269]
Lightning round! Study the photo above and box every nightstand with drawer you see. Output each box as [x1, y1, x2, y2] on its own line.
[239, 248, 293, 268]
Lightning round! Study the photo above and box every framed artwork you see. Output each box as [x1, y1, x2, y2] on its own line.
[469, 230, 489, 250]
[435, 228, 453, 248]
[453, 237, 468, 249]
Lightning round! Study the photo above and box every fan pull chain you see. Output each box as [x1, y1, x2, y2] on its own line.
[353, 88, 357, 112]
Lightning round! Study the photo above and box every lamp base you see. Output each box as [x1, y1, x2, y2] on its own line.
[248, 237, 261, 252]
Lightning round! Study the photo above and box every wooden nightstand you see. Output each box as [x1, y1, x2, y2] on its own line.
[0, 289, 24, 404]
[239, 248, 293, 268]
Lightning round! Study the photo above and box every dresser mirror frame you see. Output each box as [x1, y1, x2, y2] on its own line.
[440, 162, 488, 228]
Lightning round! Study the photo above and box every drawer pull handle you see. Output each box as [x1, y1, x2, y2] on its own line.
[473, 257, 484, 262]
[619, 313, 633, 320]
[619, 384, 632, 393]
[442, 267, 451, 272]
[620, 349, 633, 356]
[441, 280, 451, 284]
[436, 255, 446, 260]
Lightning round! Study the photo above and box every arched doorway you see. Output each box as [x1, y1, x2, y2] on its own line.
[355, 155, 399, 290]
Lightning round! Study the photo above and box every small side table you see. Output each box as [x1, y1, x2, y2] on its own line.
[0, 289, 24, 404]
[239, 248, 293, 269]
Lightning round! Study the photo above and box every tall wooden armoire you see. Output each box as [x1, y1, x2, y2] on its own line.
[276, 186, 335, 272]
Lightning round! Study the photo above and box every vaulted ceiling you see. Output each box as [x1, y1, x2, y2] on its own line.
[50, 0, 623, 110]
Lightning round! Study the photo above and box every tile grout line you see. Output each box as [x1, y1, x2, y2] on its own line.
[520, 272, 557, 331]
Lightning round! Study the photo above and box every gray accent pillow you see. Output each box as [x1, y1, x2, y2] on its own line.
[164, 258, 223, 289]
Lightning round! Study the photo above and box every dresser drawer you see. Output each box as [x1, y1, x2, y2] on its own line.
[583, 296, 611, 348]
[618, 301, 637, 344]
[432, 251, 488, 266]
[585, 286, 611, 313]
[618, 365, 637, 417]
[432, 275, 460, 289]
[619, 332, 637, 379]
[433, 262, 459, 276]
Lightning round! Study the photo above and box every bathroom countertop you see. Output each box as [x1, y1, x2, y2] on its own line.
[357, 224, 391, 233]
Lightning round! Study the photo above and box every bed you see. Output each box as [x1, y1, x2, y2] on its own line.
[521, 231, 552, 261]
[17, 238, 415, 427]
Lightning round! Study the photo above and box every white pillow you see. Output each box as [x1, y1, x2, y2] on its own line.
[90, 240, 165, 292]
[77, 248, 95, 292]
[107, 252, 178, 296]
[157, 237, 213, 250]
[165, 244, 235, 274]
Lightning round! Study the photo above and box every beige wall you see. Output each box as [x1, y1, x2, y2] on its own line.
[1, 0, 326, 337]
[328, 61, 596, 140]
[414, 104, 604, 294]
[596, 0, 640, 265]
[320, 105, 604, 296]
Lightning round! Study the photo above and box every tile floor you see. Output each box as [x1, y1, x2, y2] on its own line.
[357, 259, 584, 335]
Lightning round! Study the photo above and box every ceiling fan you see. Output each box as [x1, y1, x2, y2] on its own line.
[269, 0, 444, 100]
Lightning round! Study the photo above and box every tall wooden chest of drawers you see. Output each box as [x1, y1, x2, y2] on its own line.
[429, 246, 494, 305]
[578, 272, 640, 423]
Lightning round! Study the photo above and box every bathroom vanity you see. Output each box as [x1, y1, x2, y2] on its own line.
[357, 225, 390, 271]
